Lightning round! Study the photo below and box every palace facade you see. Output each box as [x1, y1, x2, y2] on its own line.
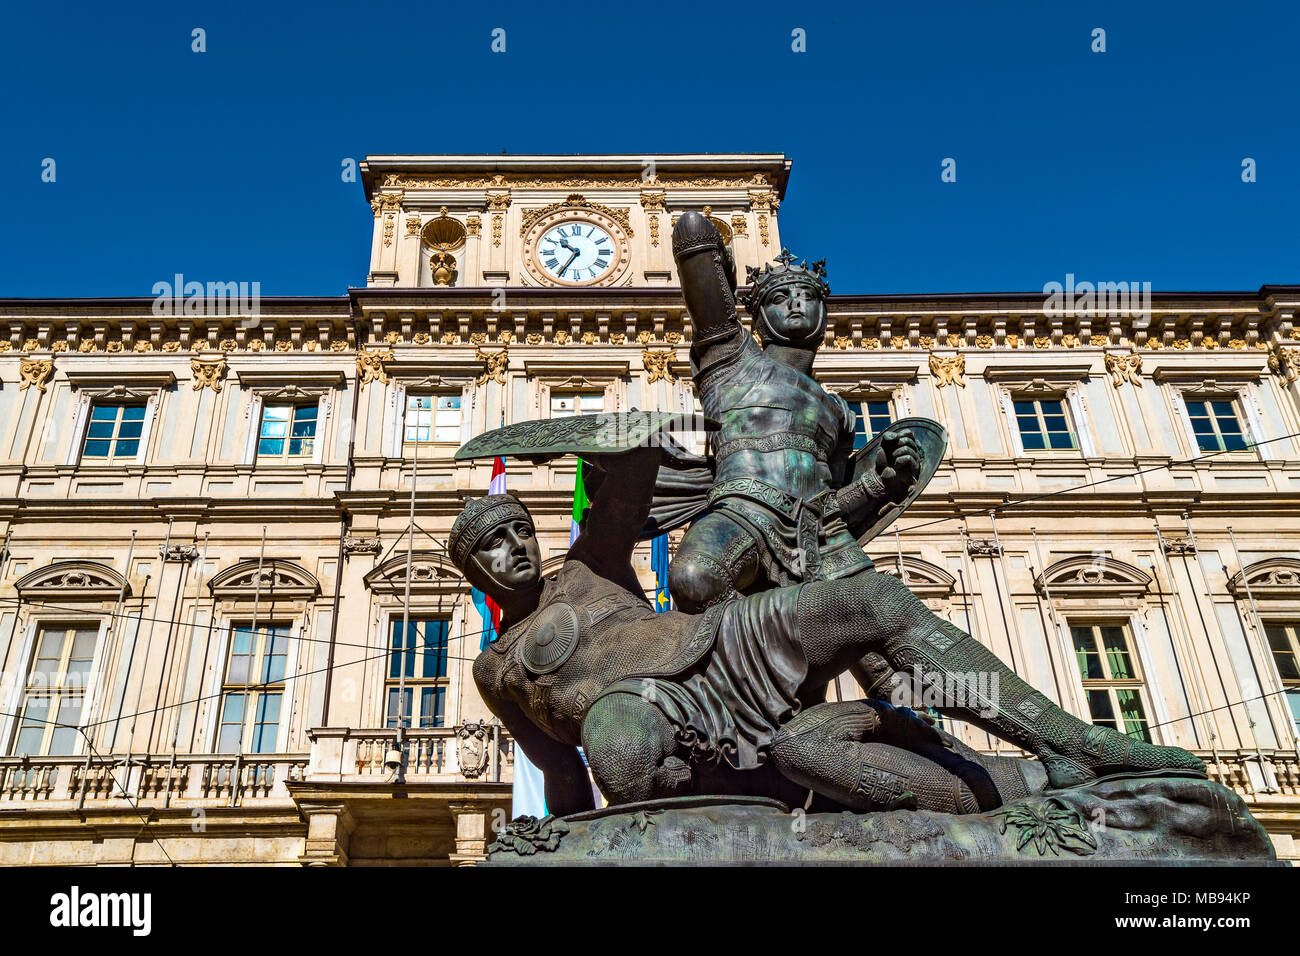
[1, 154, 1298, 864]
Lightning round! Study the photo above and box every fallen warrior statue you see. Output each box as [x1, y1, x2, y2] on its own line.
[452, 440, 1205, 819]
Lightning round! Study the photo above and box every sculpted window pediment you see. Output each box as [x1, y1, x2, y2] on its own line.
[256, 383, 332, 402]
[15, 560, 129, 601]
[208, 560, 321, 601]
[64, 370, 177, 390]
[983, 363, 1092, 393]
[1227, 557, 1300, 599]
[1035, 555, 1151, 598]
[817, 365, 920, 395]
[874, 555, 956, 600]
[364, 552, 462, 595]
[233, 369, 345, 389]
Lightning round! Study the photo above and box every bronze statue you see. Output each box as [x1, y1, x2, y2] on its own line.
[655, 212, 920, 611]
[453, 438, 1204, 819]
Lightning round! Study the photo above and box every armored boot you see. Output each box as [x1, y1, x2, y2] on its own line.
[880, 618, 1206, 789]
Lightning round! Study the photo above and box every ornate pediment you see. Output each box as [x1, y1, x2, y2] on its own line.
[364, 552, 462, 594]
[208, 560, 321, 600]
[1227, 557, 1300, 599]
[874, 555, 956, 599]
[1035, 555, 1151, 597]
[257, 383, 329, 402]
[16, 561, 129, 601]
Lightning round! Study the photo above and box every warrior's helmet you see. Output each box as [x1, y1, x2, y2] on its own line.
[449, 493, 534, 573]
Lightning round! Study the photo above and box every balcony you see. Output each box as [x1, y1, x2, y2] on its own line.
[0, 725, 514, 865]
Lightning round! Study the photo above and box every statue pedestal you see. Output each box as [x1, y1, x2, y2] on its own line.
[485, 778, 1278, 865]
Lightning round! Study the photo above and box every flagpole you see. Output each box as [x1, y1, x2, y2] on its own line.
[395, 397, 424, 771]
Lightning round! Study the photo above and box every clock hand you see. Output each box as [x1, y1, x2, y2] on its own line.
[558, 248, 579, 277]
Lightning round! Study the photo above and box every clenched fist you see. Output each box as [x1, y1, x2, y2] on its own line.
[867, 428, 923, 503]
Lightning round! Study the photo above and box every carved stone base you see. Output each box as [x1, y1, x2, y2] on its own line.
[484, 778, 1279, 865]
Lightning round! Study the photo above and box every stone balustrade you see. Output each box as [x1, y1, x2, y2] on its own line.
[0, 724, 513, 809]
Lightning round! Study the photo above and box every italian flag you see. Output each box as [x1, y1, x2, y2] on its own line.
[570, 458, 590, 545]
[471, 456, 507, 649]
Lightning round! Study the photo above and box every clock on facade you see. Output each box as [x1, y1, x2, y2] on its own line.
[538, 222, 615, 283]
[521, 206, 631, 287]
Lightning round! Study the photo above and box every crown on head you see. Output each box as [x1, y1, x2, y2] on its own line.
[739, 249, 830, 313]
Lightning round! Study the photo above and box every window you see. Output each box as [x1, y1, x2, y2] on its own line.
[1014, 398, 1076, 451]
[1264, 622, 1300, 733]
[217, 623, 289, 753]
[257, 404, 317, 460]
[851, 399, 894, 451]
[12, 624, 97, 756]
[404, 394, 461, 448]
[550, 393, 603, 418]
[1071, 622, 1150, 741]
[1185, 397, 1248, 452]
[81, 403, 145, 463]
[385, 617, 450, 730]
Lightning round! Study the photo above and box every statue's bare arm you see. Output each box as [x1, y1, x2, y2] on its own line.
[568, 444, 662, 595]
[475, 663, 596, 817]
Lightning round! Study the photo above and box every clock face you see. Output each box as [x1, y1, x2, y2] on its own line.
[537, 221, 616, 284]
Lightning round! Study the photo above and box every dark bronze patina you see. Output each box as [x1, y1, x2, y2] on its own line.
[447, 219, 1273, 864]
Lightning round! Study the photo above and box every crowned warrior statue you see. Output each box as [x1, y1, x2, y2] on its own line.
[443, 215, 1266, 865]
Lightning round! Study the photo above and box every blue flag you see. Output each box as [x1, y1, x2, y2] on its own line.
[651, 533, 672, 613]
[471, 587, 498, 650]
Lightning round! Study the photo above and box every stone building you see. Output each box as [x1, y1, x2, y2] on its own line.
[0, 153, 1297, 864]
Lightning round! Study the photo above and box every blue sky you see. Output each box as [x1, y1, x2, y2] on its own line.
[1, 0, 1296, 296]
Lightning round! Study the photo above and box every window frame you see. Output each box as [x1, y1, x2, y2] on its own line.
[214, 621, 293, 755]
[1011, 394, 1079, 453]
[382, 615, 452, 731]
[2, 620, 107, 758]
[1165, 380, 1271, 461]
[79, 401, 149, 464]
[241, 387, 331, 466]
[1180, 394, 1250, 454]
[402, 392, 464, 451]
[255, 402, 319, 462]
[1263, 621, 1300, 735]
[848, 396, 896, 452]
[1069, 620, 1153, 742]
[66, 386, 162, 467]
[548, 391, 605, 419]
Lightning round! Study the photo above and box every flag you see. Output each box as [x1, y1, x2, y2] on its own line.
[569, 458, 590, 545]
[651, 533, 672, 612]
[471, 457, 508, 650]
[475, 455, 547, 817]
